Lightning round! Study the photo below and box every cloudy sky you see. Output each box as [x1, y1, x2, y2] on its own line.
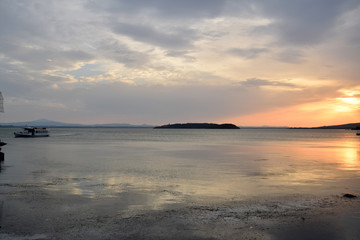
[0, 0, 359, 127]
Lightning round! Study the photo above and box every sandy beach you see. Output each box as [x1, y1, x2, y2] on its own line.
[1, 189, 359, 240]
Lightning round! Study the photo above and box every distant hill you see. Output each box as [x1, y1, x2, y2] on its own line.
[0, 119, 84, 127]
[315, 122, 360, 130]
[0, 119, 153, 128]
[154, 123, 240, 129]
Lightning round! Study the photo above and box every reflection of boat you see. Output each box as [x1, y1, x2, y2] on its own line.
[0, 92, 6, 149]
[14, 127, 49, 137]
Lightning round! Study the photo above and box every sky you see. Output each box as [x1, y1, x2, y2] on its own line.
[0, 0, 359, 127]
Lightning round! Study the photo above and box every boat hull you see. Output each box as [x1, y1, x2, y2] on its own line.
[14, 133, 49, 138]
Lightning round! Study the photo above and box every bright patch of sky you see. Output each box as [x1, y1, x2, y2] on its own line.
[60, 63, 104, 79]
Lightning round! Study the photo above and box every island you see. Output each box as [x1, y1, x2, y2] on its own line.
[290, 122, 360, 130]
[154, 123, 240, 129]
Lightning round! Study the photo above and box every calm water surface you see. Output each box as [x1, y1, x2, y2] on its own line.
[1, 128, 359, 209]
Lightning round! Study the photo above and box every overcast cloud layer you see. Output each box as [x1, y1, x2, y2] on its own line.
[0, 0, 359, 126]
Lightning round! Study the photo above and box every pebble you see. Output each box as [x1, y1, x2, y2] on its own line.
[343, 194, 357, 199]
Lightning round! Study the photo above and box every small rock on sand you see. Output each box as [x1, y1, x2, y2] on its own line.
[343, 193, 357, 199]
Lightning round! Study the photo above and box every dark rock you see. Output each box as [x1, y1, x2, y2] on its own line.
[343, 193, 357, 199]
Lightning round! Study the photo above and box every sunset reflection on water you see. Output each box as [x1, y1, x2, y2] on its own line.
[1, 128, 360, 209]
[339, 143, 360, 171]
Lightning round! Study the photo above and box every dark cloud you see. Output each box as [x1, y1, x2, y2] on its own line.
[227, 48, 269, 59]
[0, 41, 93, 71]
[0, 64, 41, 98]
[87, 0, 226, 19]
[112, 22, 197, 49]
[276, 49, 305, 63]
[254, 0, 360, 45]
[166, 50, 196, 61]
[88, 0, 360, 47]
[241, 78, 297, 88]
[0, 1, 46, 38]
[96, 39, 150, 67]
[343, 12, 360, 45]
[0, 1, 95, 73]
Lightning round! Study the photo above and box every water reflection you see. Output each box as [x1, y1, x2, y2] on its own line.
[54, 139, 360, 203]
[339, 143, 359, 170]
[1, 128, 360, 210]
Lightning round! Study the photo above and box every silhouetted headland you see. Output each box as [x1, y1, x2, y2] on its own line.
[290, 122, 360, 130]
[154, 123, 240, 129]
[317, 122, 360, 130]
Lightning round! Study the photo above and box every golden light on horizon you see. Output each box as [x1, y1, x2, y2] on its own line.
[224, 95, 360, 127]
[335, 97, 360, 112]
[341, 89, 360, 97]
[334, 105, 354, 112]
[337, 97, 360, 105]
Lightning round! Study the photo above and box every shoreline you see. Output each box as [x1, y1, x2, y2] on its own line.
[1, 193, 359, 239]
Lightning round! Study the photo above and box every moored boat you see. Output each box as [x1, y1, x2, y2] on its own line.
[14, 127, 49, 137]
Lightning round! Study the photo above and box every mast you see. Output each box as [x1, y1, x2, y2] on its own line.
[0, 92, 3, 112]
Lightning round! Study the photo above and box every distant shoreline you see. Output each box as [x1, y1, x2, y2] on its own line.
[1, 120, 359, 129]
[0, 125, 153, 128]
[154, 123, 240, 129]
[0, 126, 357, 130]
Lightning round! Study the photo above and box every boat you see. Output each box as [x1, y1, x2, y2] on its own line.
[357, 132, 360, 136]
[14, 127, 49, 137]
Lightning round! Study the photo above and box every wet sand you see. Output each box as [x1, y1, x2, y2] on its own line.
[1, 189, 359, 240]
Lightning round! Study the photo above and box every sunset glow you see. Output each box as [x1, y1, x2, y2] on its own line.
[338, 98, 360, 106]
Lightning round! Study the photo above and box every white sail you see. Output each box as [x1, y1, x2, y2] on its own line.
[0, 92, 4, 112]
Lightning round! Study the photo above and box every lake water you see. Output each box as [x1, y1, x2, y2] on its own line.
[1, 128, 360, 211]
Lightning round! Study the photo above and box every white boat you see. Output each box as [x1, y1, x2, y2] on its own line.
[14, 127, 49, 137]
